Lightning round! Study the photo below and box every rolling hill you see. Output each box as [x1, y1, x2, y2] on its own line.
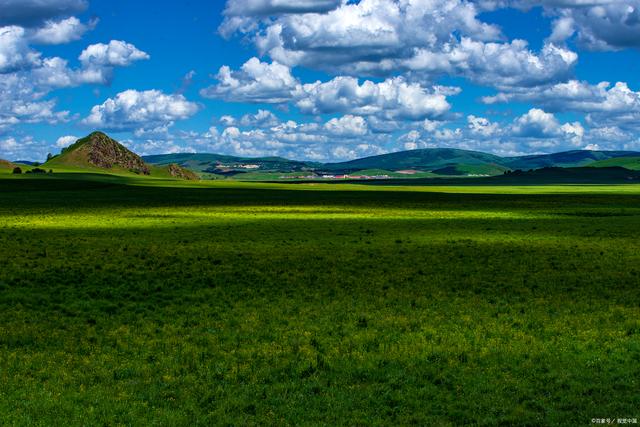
[144, 148, 640, 178]
[45, 132, 199, 180]
[587, 156, 640, 170]
[323, 148, 640, 174]
[322, 148, 506, 173]
[142, 153, 316, 174]
[503, 150, 640, 170]
[0, 159, 19, 174]
[0, 159, 16, 169]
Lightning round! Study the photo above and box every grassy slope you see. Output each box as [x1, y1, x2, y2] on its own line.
[145, 149, 640, 180]
[1, 174, 639, 424]
[505, 150, 640, 169]
[0, 160, 15, 174]
[431, 163, 509, 176]
[589, 156, 640, 170]
[323, 148, 505, 171]
[234, 169, 439, 180]
[43, 134, 189, 180]
[143, 153, 315, 173]
[41, 161, 183, 179]
[44, 145, 194, 180]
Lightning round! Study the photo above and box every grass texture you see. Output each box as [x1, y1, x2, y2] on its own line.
[1, 176, 639, 425]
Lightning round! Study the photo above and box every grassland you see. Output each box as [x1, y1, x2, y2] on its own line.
[589, 156, 640, 170]
[1, 174, 639, 425]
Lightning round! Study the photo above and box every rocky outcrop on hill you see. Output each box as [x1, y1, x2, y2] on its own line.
[167, 163, 200, 180]
[79, 132, 150, 175]
[0, 159, 14, 169]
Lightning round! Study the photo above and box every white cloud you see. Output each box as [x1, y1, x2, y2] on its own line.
[56, 135, 78, 148]
[0, 0, 87, 27]
[0, 26, 40, 73]
[83, 89, 200, 133]
[0, 33, 149, 132]
[203, 59, 454, 121]
[511, 108, 584, 145]
[549, 1, 640, 50]
[467, 115, 500, 137]
[0, 135, 48, 161]
[294, 76, 453, 120]
[30, 17, 96, 45]
[222, 0, 575, 89]
[200, 57, 298, 103]
[0, 72, 70, 129]
[424, 39, 577, 88]
[484, 80, 640, 131]
[239, 109, 281, 128]
[223, 0, 341, 16]
[79, 40, 149, 67]
[35, 40, 148, 87]
[511, 108, 563, 138]
[172, 112, 391, 161]
[324, 115, 369, 137]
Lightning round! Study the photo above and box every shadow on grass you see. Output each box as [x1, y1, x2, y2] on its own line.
[3, 175, 640, 215]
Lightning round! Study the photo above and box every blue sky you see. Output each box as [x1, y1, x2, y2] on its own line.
[2, 0, 640, 161]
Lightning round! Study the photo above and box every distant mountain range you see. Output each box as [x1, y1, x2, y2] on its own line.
[5, 133, 640, 180]
[143, 148, 640, 177]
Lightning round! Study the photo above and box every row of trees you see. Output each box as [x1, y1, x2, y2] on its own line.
[12, 167, 52, 174]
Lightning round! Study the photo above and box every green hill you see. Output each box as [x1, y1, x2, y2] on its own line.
[504, 150, 640, 170]
[0, 159, 19, 174]
[0, 159, 15, 169]
[587, 156, 640, 170]
[45, 142, 640, 180]
[320, 148, 640, 176]
[494, 166, 640, 184]
[323, 148, 505, 173]
[44, 132, 199, 180]
[143, 153, 316, 173]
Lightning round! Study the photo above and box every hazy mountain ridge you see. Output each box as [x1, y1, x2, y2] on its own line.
[144, 148, 640, 176]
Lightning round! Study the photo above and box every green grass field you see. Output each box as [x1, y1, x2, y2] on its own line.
[589, 156, 640, 170]
[1, 174, 639, 425]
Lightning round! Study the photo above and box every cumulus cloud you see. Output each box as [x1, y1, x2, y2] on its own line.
[220, 0, 575, 88]
[167, 111, 389, 161]
[0, 33, 149, 132]
[390, 108, 589, 156]
[203, 58, 455, 121]
[545, 1, 640, 50]
[0, 0, 87, 27]
[223, 0, 341, 17]
[200, 58, 298, 103]
[83, 89, 200, 133]
[0, 135, 49, 161]
[56, 135, 78, 148]
[0, 26, 41, 73]
[467, 115, 500, 137]
[76, 40, 149, 83]
[511, 108, 564, 138]
[324, 115, 369, 137]
[483, 80, 640, 132]
[0, 72, 70, 130]
[0, 8, 148, 130]
[220, 0, 344, 38]
[30, 17, 96, 45]
[79, 40, 150, 67]
[510, 108, 584, 145]
[483, 0, 640, 51]
[406, 38, 577, 88]
[238, 109, 281, 128]
[294, 76, 453, 120]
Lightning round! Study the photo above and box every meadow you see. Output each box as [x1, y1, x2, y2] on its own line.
[1, 174, 639, 425]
